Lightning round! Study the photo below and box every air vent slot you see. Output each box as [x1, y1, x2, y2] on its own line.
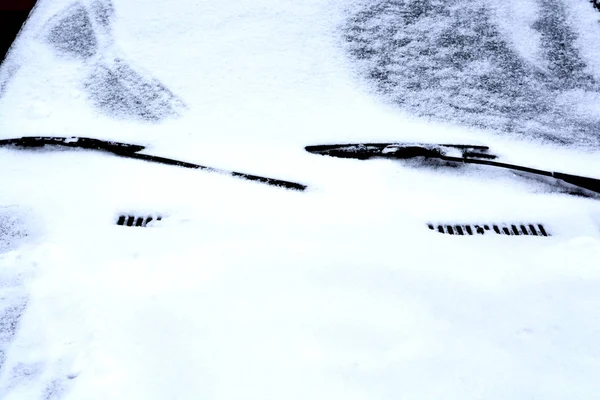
[116, 215, 162, 227]
[428, 223, 550, 237]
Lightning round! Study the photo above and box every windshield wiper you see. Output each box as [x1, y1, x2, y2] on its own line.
[305, 142, 600, 197]
[0, 136, 307, 191]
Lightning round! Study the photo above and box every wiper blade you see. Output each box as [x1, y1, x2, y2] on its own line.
[305, 143, 498, 160]
[0, 136, 145, 154]
[0, 136, 307, 191]
[306, 142, 600, 197]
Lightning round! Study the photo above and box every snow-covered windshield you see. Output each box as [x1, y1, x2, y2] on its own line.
[1, 1, 600, 399]
[344, 0, 600, 147]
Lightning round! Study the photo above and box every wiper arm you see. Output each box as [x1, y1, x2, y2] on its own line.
[0, 136, 307, 191]
[305, 142, 600, 197]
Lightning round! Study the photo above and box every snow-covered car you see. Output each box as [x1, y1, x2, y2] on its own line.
[1, 0, 600, 399]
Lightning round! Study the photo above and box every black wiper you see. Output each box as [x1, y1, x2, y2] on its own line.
[0, 136, 146, 154]
[305, 142, 600, 197]
[0, 136, 307, 191]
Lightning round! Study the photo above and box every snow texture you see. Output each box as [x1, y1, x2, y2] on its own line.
[344, 0, 600, 147]
[0, 210, 28, 255]
[85, 58, 186, 121]
[45, 3, 98, 59]
[4, 0, 186, 122]
[0, 0, 599, 399]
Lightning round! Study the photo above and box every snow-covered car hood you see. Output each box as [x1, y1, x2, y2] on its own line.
[1, 0, 600, 399]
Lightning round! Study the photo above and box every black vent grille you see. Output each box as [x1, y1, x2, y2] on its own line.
[428, 223, 550, 237]
[116, 215, 162, 227]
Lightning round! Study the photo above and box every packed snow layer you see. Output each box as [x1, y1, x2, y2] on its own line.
[0, 148, 599, 400]
[0, 0, 599, 399]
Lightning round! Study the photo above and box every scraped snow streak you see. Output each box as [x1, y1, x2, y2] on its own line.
[0, 0, 600, 399]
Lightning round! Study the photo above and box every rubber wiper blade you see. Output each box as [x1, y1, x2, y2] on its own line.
[305, 143, 497, 160]
[0, 136, 307, 191]
[306, 142, 600, 197]
[0, 136, 145, 154]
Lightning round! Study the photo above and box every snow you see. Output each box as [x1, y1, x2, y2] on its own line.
[1, 0, 600, 399]
[343, 0, 600, 148]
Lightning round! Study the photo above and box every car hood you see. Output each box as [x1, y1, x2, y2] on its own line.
[1, 1, 600, 399]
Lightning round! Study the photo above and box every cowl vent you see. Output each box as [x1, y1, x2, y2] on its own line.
[428, 223, 550, 236]
[116, 215, 162, 227]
